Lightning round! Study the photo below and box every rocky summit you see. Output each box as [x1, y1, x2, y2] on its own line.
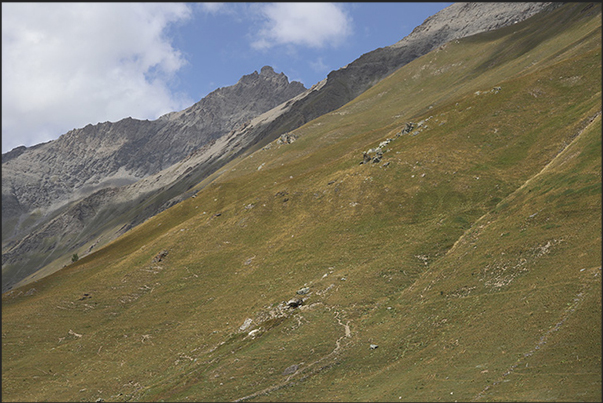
[2, 65, 304, 222]
[2, 66, 305, 291]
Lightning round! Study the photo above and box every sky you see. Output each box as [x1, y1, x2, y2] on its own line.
[1, 2, 452, 154]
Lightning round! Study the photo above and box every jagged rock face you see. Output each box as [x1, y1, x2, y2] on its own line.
[2, 66, 305, 292]
[2, 66, 305, 230]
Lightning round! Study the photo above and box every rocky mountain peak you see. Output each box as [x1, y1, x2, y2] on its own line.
[236, 65, 303, 89]
[260, 65, 276, 76]
[391, 2, 558, 49]
[2, 66, 307, 238]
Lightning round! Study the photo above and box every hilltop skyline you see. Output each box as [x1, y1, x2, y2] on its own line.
[1, 2, 451, 153]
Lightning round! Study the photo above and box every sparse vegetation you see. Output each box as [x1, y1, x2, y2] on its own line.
[2, 3, 601, 402]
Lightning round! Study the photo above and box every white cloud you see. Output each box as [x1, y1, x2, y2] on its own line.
[198, 3, 227, 14]
[1, 3, 193, 153]
[251, 3, 352, 50]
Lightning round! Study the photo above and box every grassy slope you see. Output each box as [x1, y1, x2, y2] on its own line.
[2, 3, 601, 402]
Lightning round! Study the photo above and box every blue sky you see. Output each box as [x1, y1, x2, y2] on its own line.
[2, 2, 451, 154]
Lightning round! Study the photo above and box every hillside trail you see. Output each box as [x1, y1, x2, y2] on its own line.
[445, 110, 601, 260]
[471, 265, 601, 401]
[232, 304, 354, 402]
[233, 111, 602, 402]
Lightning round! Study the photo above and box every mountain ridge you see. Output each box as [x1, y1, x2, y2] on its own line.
[2, 65, 305, 217]
[0, 2, 566, 293]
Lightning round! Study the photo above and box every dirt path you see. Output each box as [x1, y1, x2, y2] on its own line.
[471, 266, 601, 401]
[233, 306, 353, 402]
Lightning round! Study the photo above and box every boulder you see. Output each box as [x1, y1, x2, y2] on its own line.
[287, 298, 303, 308]
[239, 318, 253, 332]
[152, 250, 168, 263]
[277, 133, 297, 144]
[361, 147, 385, 164]
[283, 364, 299, 375]
[399, 122, 415, 135]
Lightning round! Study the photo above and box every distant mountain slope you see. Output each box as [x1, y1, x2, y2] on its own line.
[1, 87, 322, 292]
[0, 2, 563, 292]
[2, 67, 305, 290]
[2, 66, 304, 224]
[2, 3, 599, 402]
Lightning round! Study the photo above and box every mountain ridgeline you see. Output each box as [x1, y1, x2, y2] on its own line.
[1, 66, 306, 291]
[2, 3, 601, 401]
[2, 2, 562, 293]
[2, 66, 305, 220]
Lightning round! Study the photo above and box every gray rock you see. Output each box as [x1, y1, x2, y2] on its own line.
[296, 287, 310, 295]
[283, 364, 299, 375]
[399, 122, 415, 136]
[361, 147, 386, 164]
[370, 344, 379, 350]
[287, 298, 303, 308]
[152, 250, 169, 263]
[276, 133, 297, 144]
[240, 318, 253, 332]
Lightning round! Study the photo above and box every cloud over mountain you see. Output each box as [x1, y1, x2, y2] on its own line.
[251, 3, 352, 50]
[1, 3, 193, 153]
